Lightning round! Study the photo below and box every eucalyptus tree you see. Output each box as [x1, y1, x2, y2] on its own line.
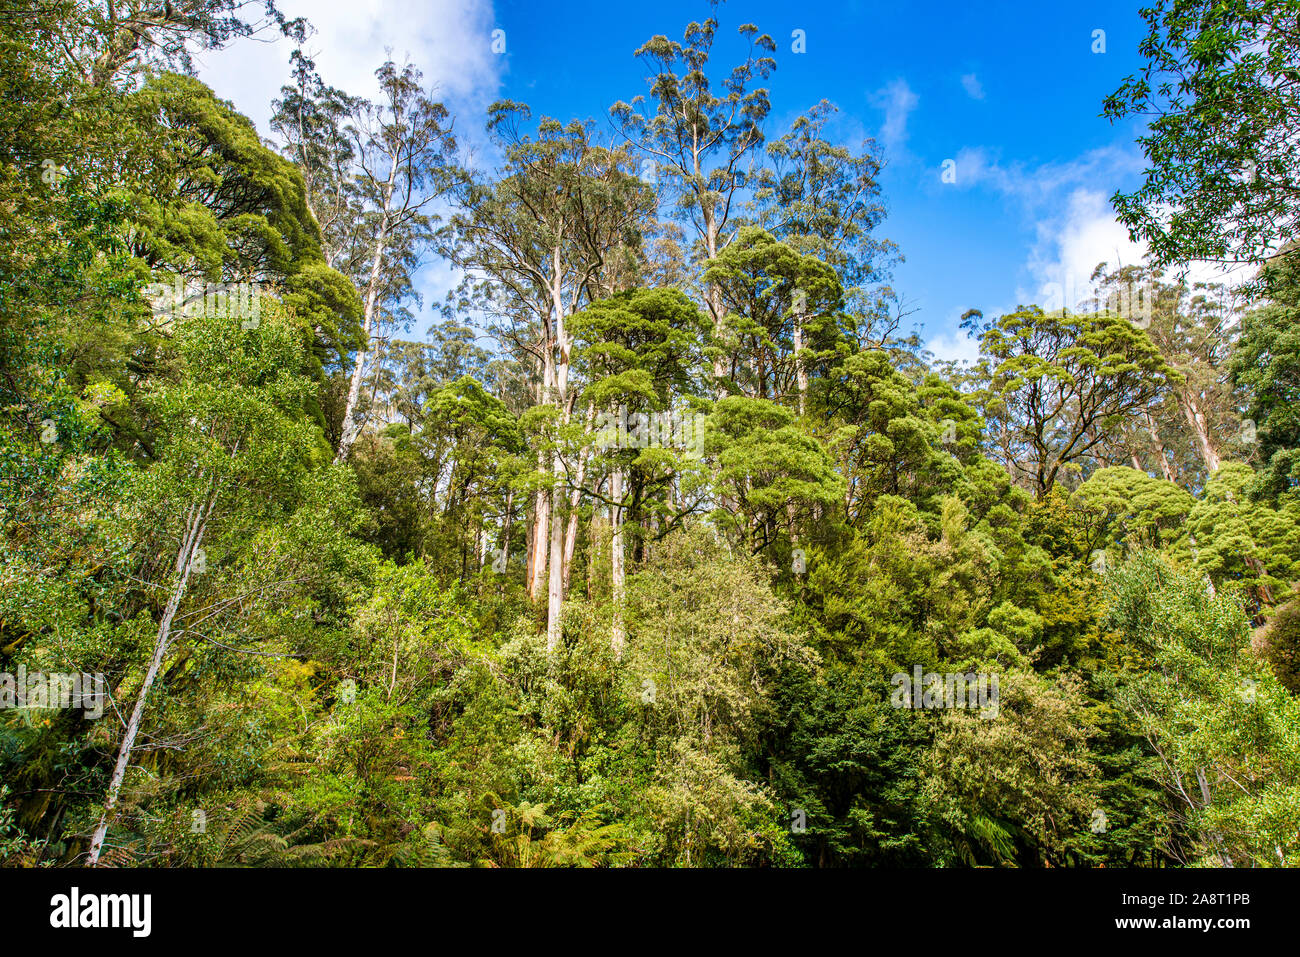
[571, 288, 710, 652]
[701, 225, 845, 411]
[1090, 263, 1244, 484]
[271, 50, 362, 273]
[332, 60, 458, 463]
[707, 396, 844, 555]
[976, 306, 1180, 499]
[753, 99, 899, 350]
[611, 16, 776, 389]
[443, 102, 654, 646]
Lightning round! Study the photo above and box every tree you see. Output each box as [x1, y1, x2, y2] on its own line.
[754, 99, 900, 349]
[818, 350, 973, 521]
[1106, 553, 1300, 866]
[420, 375, 523, 581]
[86, 300, 357, 864]
[1092, 263, 1244, 482]
[708, 396, 844, 555]
[1072, 466, 1194, 554]
[1230, 249, 1300, 498]
[977, 306, 1180, 498]
[110, 71, 364, 442]
[611, 16, 776, 389]
[332, 61, 457, 463]
[1104, 0, 1300, 281]
[1263, 592, 1300, 693]
[8, 2, 1300, 876]
[271, 50, 362, 273]
[68, 0, 307, 89]
[623, 527, 811, 865]
[571, 288, 710, 652]
[921, 672, 1098, 866]
[1184, 462, 1300, 607]
[444, 104, 653, 646]
[701, 225, 845, 410]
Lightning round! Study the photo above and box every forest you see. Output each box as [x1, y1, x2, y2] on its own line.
[1, 0, 1299, 870]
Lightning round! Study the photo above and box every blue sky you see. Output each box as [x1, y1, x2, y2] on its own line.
[198, 0, 1196, 365]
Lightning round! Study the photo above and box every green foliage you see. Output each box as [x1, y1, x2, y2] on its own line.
[1104, 0, 1300, 279]
[977, 306, 1180, 497]
[1105, 553, 1300, 866]
[1185, 462, 1300, 604]
[1230, 251, 1300, 498]
[1263, 595, 1300, 694]
[921, 671, 1099, 866]
[3, 3, 1298, 872]
[709, 396, 845, 551]
[1073, 466, 1194, 551]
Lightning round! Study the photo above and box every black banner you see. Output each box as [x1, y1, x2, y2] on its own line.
[0, 866, 1283, 946]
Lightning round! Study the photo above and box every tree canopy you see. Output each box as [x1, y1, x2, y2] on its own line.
[2, 0, 1300, 873]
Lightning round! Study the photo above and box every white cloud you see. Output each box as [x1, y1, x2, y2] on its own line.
[194, 0, 502, 140]
[946, 144, 1142, 199]
[926, 142, 1252, 312]
[1019, 188, 1145, 309]
[1020, 188, 1252, 311]
[191, 1, 503, 338]
[925, 327, 981, 365]
[871, 78, 919, 158]
[960, 73, 984, 100]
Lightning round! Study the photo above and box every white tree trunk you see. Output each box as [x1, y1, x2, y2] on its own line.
[793, 313, 808, 416]
[561, 407, 595, 591]
[1145, 413, 1178, 483]
[1179, 392, 1221, 476]
[87, 497, 212, 866]
[610, 468, 626, 657]
[335, 224, 390, 463]
[544, 260, 576, 644]
[526, 342, 557, 602]
[527, 474, 550, 602]
[546, 448, 567, 650]
[336, 154, 399, 464]
[704, 210, 728, 392]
